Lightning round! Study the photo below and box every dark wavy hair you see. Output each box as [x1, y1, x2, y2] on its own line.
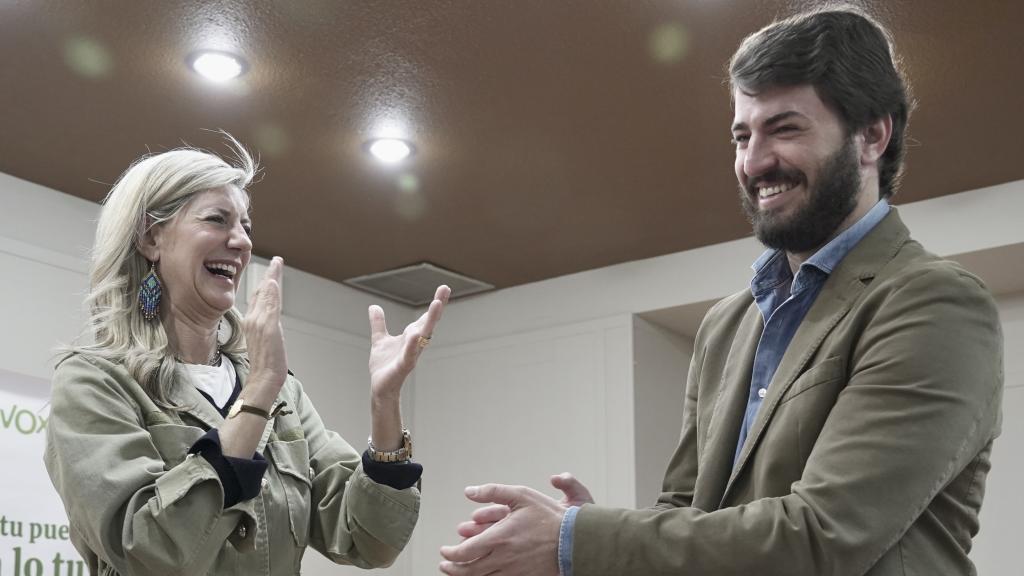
[729, 7, 912, 198]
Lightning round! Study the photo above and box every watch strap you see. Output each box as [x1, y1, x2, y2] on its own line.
[229, 398, 292, 420]
[367, 428, 413, 462]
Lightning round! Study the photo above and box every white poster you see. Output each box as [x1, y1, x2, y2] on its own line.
[0, 368, 84, 576]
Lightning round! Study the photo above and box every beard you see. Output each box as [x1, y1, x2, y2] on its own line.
[739, 136, 861, 253]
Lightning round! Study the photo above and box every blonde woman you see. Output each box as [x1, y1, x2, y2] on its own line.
[44, 138, 448, 575]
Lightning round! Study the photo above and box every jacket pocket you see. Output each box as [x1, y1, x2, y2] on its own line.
[149, 424, 204, 469]
[779, 355, 845, 405]
[778, 357, 846, 466]
[268, 439, 313, 547]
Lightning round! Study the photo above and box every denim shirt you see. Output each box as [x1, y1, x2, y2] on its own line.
[558, 199, 890, 576]
[733, 199, 890, 466]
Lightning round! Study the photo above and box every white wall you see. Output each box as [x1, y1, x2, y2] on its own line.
[632, 316, 691, 508]
[4, 170, 1023, 575]
[410, 314, 636, 569]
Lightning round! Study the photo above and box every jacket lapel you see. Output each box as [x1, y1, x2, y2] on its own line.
[722, 209, 911, 502]
[166, 364, 226, 430]
[694, 300, 765, 510]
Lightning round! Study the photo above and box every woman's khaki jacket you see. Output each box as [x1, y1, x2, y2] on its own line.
[44, 353, 419, 575]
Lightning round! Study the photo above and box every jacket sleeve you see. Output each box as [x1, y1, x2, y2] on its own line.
[286, 377, 420, 568]
[571, 264, 1003, 575]
[43, 355, 257, 576]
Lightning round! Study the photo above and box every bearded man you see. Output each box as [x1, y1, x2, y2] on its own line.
[440, 7, 1003, 576]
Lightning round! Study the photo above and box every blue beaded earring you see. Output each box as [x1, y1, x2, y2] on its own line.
[139, 261, 162, 321]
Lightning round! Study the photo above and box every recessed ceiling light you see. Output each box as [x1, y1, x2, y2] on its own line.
[367, 138, 414, 164]
[189, 51, 246, 82]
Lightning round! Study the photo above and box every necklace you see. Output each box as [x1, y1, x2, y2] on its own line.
[175, 347, 222, 366]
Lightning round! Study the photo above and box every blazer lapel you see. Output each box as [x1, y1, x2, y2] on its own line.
[722, 209, 911, 501]
[694, 299, 764, 511]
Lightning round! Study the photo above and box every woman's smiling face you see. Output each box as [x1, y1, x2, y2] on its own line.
[147, 185, 253, 320]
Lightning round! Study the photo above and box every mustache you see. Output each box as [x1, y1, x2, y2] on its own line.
[745, 169, 805, 195]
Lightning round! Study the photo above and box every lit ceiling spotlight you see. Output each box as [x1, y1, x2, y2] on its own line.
[189, 51, 246, 82]
[367, 138, 414, 164]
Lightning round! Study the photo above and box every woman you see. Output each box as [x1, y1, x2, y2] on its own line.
[44, 137, 448, 575]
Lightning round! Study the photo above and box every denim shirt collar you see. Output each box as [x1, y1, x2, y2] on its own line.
[750, 199, 890, 298]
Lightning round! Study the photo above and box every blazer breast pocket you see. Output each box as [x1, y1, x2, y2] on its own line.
[779, 355, 846, 405]
[778, 356, 847, 466]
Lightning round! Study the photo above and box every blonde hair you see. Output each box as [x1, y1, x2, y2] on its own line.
[67, 135, 257, 407]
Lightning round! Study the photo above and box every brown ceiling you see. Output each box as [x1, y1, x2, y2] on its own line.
[1, 1, 1022, 296]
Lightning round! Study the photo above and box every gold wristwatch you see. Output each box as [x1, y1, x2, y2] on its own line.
[228, 398, 291, 420]
[367, 428, 413, 462]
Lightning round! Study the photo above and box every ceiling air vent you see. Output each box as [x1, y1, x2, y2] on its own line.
[344, 262, 494, 306]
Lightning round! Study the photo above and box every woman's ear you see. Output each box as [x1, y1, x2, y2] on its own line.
[859, 114, 893, 167]
[136, 215, 161, 262]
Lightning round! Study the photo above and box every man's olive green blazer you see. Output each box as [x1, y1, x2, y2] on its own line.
[574, 209, 1003, 575]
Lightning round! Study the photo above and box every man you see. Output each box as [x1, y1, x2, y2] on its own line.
[439, 7, 1003, 576]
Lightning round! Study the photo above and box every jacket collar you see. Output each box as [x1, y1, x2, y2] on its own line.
[167, 363, 228, 429]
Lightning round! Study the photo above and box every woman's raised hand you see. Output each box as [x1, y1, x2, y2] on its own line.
[242, 257, 288, 406]
[368, 285, 451, 398]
